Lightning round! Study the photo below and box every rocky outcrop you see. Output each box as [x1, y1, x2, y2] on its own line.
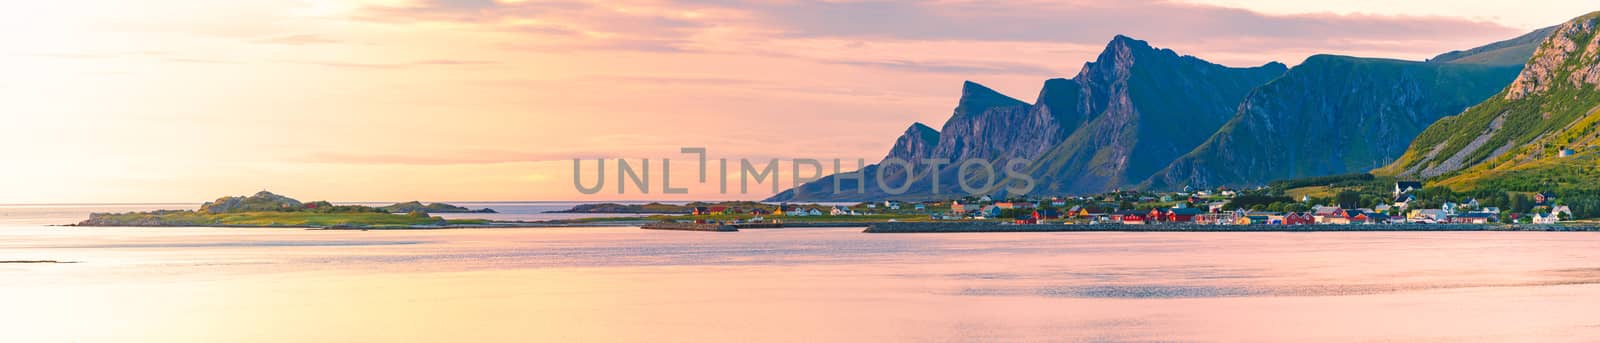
[379, 201, 497, 213]
[1508, 17, 1600, 100]
[199, 191, 303, 213]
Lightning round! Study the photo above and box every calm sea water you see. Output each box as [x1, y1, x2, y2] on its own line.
[0, 201, 654, 226]
[2, 204, 1599, 342]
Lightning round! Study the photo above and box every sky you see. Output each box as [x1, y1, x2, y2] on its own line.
[1, 0, 1595, 204]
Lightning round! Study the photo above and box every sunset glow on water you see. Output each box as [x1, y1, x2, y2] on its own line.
[4, 221, 1599, 342]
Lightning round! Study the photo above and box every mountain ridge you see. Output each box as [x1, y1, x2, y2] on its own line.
[768, 22, 1574, 202]
[1142, 54, 1524, 190]
[768, 35, 1285, 201]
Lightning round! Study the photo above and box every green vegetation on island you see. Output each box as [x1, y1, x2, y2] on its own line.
[77, 191, 492, 228]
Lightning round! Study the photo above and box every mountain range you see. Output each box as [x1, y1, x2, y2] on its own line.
[769, 13, 1593, 202]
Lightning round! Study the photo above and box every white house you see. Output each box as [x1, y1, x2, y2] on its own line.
[788, 208, 822, 217]
[1553, 205, 1573, 218]
[1533, 212, 1559, 224]
[1393, 194, 1416, 210]
[830, 206, 855, 216]
[1409, 209, 1449, 223]
[1395, 181, 1423, 196]
[1441, 201, 1460, 215]
[1477, 207, 1501, 215]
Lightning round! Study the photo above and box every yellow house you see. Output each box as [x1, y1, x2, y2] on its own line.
[773, 207, 784, 216]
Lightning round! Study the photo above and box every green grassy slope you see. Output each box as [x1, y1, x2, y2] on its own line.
[1380, 12, 1600, 184]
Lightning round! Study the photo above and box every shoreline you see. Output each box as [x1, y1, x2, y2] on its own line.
[62, 220, 1600, 232]
[863, 222, 1600, 233]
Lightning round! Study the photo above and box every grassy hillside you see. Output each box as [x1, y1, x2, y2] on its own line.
[1370, 12, 1600, 218]
[1430, 26, 1557, 66]
[1382, 12, 1600, 180]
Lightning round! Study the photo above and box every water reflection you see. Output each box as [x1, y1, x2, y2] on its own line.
[2, 226, 1598, 342]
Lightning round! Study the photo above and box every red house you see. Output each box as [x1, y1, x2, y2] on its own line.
[1284, 212, 1315, 225]
[1014, 216, 1039, 225]
[1148, 208, 1171, 222]
[1032, 209, 1062, 220]
[1116, 210, 1148, 225]
[1166, 208, 1204, 223]
[1536, 192, 1556, 204]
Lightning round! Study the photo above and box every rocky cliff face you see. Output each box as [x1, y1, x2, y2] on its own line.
[1507, 18, 1600, 100]
[1144, 55, 1523, 190]
[927, 82, 1064, 163]
[883, 122, 941, 163]
[1026, 36, 1287, 194]
[769, 80, 1068, 201]
[768, 36, 1284, 201]
[1383, 12, 1600, 181]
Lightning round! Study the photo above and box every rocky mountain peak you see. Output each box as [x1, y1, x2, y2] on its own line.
[1105, 35, 1154, 54]
[905, 122, 938, 138]
[882, 122, 941, 163]
[1084, 35, 1154, 75]
[954, 81, 1026, 116]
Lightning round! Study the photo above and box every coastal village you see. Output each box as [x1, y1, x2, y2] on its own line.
[686, 181, 1577, 226]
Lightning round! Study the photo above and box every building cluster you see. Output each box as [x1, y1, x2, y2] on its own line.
[686, 182, 1574, 225]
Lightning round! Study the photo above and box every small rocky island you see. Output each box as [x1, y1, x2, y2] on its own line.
[550, 202, 692, 214]
[549, 201, 784, 214]
[379, 201, 497, 213]
[76, 191, 497, 229]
